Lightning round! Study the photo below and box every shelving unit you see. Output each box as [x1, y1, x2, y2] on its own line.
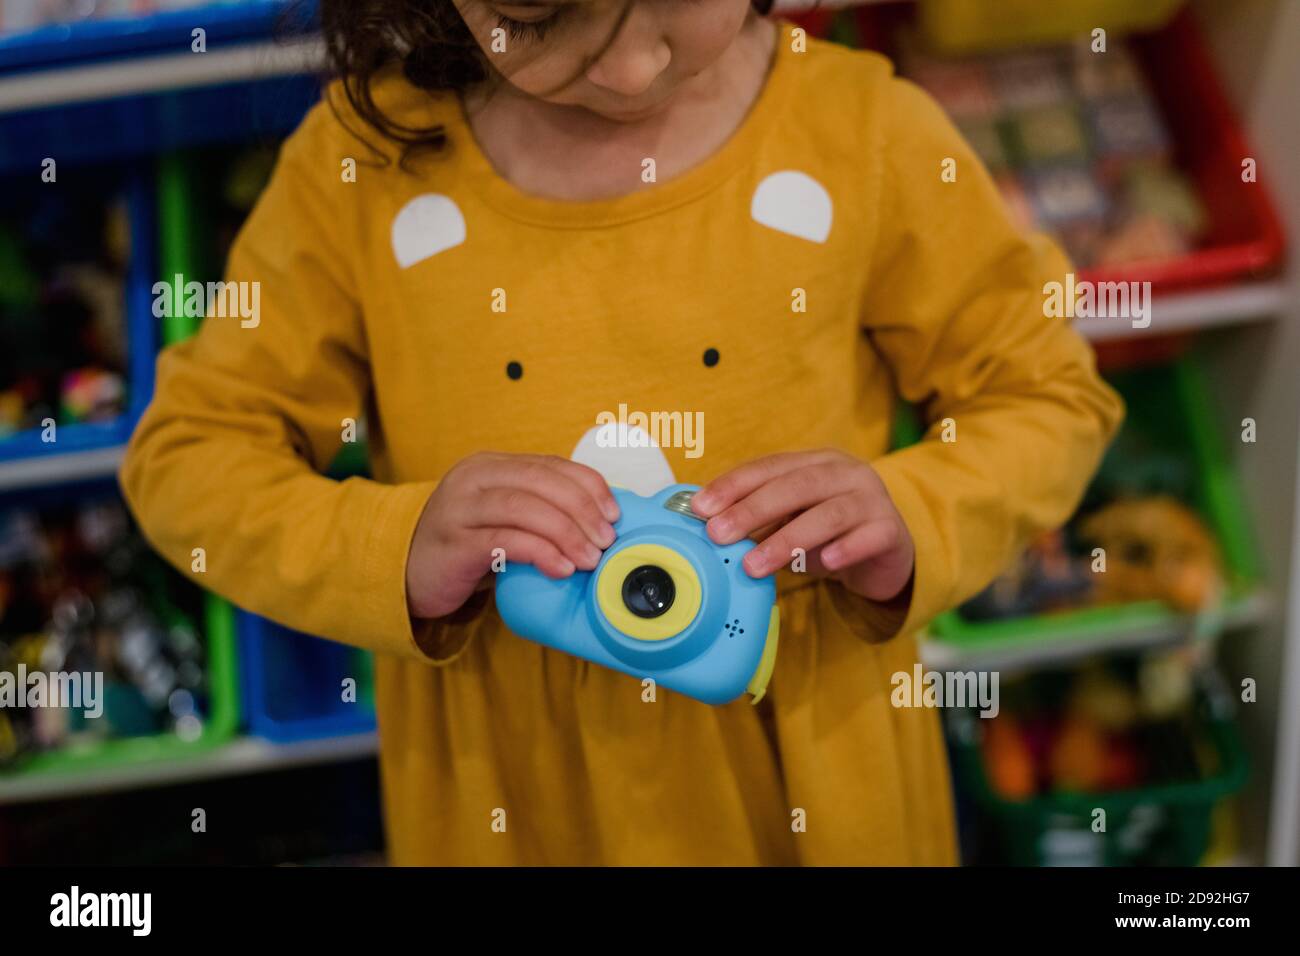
[0, 0, 1295, 867]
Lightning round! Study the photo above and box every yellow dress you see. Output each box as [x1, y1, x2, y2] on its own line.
[121, 23, 1123, 865]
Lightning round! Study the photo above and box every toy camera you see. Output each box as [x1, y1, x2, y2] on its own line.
[495, 484, 780, 706]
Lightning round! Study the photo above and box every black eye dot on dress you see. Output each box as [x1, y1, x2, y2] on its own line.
[506, 361, 523, 380]
[703, 348, 720, 368]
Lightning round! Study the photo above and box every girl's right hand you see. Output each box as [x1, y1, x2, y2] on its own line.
[405, 452, 621, 621]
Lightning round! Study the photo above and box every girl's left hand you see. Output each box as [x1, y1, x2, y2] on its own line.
[691, 449, 915, 603]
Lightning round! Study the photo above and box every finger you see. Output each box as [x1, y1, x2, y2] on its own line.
[707, 460, 858, 545]
[488, 461, 617, 552]
[475, 528, 576, 579]
[742, 494, 864, 577]
[692, 449, 843, 517]
[751, 513, 796, 544]
[820, 518, 903, 572]
[471, 488, 605, 570]
[535, 455, 621, 523]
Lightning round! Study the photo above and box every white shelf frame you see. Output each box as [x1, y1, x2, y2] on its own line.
[1077, 279, 1289, 342]
[0, 446, 125, 492]
[0, 36, 325, 115]
[0, 732, 377, 805]
[921, 589, 1273, 675]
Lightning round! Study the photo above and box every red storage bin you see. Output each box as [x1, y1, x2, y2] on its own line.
[849, 5, 1286, 294]
[1102, 10, 1286, 291]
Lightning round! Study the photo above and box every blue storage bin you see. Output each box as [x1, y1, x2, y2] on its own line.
[0, 1, 320, 175]
[0, 1, 306, 73]
[0, 162, 156, 464]
[0, 78, 321, 177]
[236, 611, 376, 742]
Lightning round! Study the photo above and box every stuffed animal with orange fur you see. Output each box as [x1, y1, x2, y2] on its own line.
[1078, 495, 1223, 613]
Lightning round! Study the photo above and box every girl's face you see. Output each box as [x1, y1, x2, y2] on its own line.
[454, 0, 755, 121]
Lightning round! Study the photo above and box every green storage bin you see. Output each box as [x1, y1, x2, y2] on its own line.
[7, 594, 239, 775]
[947, 674, 1247, 865]
[156, 152, 377, 716]
[926, 355, 1261, 655]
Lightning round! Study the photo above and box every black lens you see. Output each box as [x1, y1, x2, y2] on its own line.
[622, 565, 675, 618]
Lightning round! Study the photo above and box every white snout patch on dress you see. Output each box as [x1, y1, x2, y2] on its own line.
[391, 193, 467, 268]
[570, 425, 677, 497]
[750, 170, 833, 243]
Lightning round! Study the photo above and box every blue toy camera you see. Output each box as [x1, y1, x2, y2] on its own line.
[495, 484, 780, 706]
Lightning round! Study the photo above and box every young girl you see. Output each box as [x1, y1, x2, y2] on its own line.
[122, 0, 1123, 865]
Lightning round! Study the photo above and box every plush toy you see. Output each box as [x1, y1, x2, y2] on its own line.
[1078, 495, 1224, 613]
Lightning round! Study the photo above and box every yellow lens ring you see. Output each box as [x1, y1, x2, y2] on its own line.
[596, 543, 702, 641]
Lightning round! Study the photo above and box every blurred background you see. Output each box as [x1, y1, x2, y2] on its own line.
[0, 0, 1296, 866]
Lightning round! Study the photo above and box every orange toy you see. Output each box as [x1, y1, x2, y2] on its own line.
[1050, 715, 1110, 792]
[1078, 496, 1224, 613]
[983, 716, 1037, 800]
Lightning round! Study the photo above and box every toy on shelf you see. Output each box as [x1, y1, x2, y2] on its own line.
[898, 33, 1207, 269]
[0, 493, 207, 768]
[0, 186, 130, 439]
[961, 528, 1092, 621]
[960, 492, 1223, 623]
[496, 485, 779, 706]
[1078, 495, 1223, 613]
[980, 655, 1211, 802]
[959, 377, 1226, 628]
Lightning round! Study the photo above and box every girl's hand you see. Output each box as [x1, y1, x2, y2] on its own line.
[691, 449, 915, 603]
[405, 452, 620, 620]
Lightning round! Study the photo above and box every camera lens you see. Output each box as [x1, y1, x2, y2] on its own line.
[622, 565, 676, 618]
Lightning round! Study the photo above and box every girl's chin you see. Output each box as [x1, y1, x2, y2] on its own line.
[583, 94, 677, 123]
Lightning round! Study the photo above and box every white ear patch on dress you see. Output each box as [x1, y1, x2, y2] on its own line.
[750, 171, 833, 243]
[570, 425, 677, 497]
[391, 193, 467, 268]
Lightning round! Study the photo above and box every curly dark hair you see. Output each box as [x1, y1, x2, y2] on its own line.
[313, 0, 777, 165]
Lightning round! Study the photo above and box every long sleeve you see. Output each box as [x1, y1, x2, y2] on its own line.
[857, 77, 1125, 638]
[120, 110, 446, 662]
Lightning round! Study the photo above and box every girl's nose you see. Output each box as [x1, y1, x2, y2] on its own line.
[584, 14, 672, 98]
